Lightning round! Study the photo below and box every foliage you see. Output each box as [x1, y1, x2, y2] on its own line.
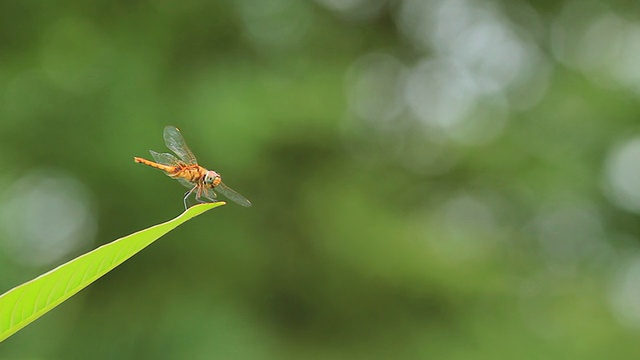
[0, 203, 223, 342]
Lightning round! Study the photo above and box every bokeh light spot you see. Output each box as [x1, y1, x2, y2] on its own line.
[551, 1, 640, 94]
[425, 193, 501, 262]
[314, 0, 387, 21]
[609, 256, 640, 330]
[0, 169, 97, 266]
[532, 203, 608, 268]
[404, 59, 508, 145]
[236, 0, 312, 49]
[346, 53, 407, 125]
[603, 137, 640, 214]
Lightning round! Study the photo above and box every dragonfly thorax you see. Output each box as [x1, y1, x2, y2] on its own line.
[204, 170, 221, 187]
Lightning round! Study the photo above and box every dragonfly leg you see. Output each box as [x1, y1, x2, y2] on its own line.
[194, 186, 204, 203]
[202, 187, 217, 202]
[183, 186, 197, 209]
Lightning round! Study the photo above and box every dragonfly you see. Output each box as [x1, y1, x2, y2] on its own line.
[134, 126, 252, 209]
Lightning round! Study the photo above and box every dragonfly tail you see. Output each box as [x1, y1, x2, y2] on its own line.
[134, 157, 175, 173]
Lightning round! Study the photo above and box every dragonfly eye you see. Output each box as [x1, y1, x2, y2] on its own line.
[204, 171, 220, 185]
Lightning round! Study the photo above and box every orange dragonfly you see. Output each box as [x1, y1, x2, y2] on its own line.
[134, 126, 252, 209]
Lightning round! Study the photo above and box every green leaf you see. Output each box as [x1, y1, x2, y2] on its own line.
[0, 202, 225, 343]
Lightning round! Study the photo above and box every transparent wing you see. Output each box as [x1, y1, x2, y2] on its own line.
[150, 150, 194, 189]
[163, 126, 198, 165]
[150, 150, 181, 166]
[214, 182, 252, 207]
[177, 178, 196, 189]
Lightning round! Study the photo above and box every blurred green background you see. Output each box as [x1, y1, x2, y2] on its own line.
[2, 0, 640, 358]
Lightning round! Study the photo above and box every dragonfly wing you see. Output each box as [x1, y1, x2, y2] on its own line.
[177, 177, 195, 189]
[215, 182, 252, 207]
[163, 126, 198, 165]
[150, 150, 181, 166]
[150, 150, 193, 189]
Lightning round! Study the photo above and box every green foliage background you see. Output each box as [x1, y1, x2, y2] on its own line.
[1, 0, 640, 358]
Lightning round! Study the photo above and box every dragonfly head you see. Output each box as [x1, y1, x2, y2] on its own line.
[204, 170, 221, 187]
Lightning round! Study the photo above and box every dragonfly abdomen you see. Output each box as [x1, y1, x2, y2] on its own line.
[134, 157, 176, 173]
